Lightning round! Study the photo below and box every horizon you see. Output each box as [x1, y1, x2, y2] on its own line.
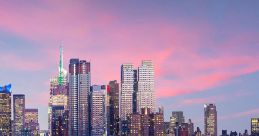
[1, 1, 259, 134]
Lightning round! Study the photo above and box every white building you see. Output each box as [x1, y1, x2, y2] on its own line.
[120, 64, 134, 120]
[137, 60, 155, 112]
[91, 85, 106, 136]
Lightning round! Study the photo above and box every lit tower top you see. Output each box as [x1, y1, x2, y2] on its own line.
[57, 44, 67, 86]
[58, 45, 64, 85]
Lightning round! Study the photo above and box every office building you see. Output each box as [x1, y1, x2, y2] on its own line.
[169, 111, 185, 134]
[251, 118, 259, 136]
[48, 46, 68, 136]
[90, 85, 106, 136]
[13, 94, 25, 136]
[120, 63, 134, 120]
[24, 109, 40, 136]
[128, 107, 164, 136]
[51, 105, 68, 136]
[137, 60, 155, 113]
[68, 59, 91, 135]
[107, 80, 120, 135]
[204, 104, 217, 136]
[0, 84, 12, 136]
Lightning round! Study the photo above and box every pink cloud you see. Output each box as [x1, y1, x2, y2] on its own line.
[219, 108, 259, 120]
[0, 1, 258, 100]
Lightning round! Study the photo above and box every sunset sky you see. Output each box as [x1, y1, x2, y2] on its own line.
[1, 1, 259, 133]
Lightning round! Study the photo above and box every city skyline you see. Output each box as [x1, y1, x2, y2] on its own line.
[1, 1, 259, 134]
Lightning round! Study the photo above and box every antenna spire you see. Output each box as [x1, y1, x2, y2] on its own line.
[58, 43, 64, 85]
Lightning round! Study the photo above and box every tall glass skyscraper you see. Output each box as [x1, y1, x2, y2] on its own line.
[137, 60, 155, 113]
[0, 84, 12, 136]
[69, 59, 90, 136]
[13, 94, 25, 136]
[169, 111, 185, 134]
[204, 104, 217, 136]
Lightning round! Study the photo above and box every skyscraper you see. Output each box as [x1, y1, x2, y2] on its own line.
[251, 118, 259, 136]
[120, 63, 134, 135]
[48, 46, 68, 136]
[0, 84, 12, 136]
[24, 109, 40, 136]
[204, 104, 217, 136]
[13, 94, 25, 136]
[120, 64, 134, 119]
[90, 85, 106, 136]
[137, 60, 155, 113]
[69, 58, 91, 136]
[107, 80, 120, 135]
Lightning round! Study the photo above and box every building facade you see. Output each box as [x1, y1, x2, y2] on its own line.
[204, 104, 217, 136]
[0, 84, 12, 136]
[13, 94, 25, 136]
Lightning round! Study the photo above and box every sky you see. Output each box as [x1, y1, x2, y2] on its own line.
[0, 0, 259, 133]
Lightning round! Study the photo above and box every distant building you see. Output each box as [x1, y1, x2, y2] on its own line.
[90, 85, 106, 136]
[222, 130, 228, 136]
[194, 127, 202, 136]
[107, 80, 120, 135]
[187, 119, 194, 136]
[24, 109, 40, 136]
[13, 94, 25, 135]
[0, 84, 12, 136]
[128, 107, 164, 136]
[204, 104, 217, 136]
[251, 118, 259, 136]
[169, 111, 185, 134]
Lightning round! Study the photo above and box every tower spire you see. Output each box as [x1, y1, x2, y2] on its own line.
[58, 43, 64, 85]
